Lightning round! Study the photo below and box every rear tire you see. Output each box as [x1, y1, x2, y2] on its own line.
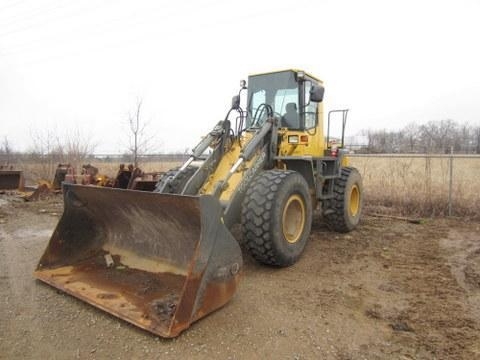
[154, 166, 198, 194]
[241, 170, 312, 267]
[323, 167, 363, 233]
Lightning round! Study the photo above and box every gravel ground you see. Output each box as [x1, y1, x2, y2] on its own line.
[1, 193, 479, 359]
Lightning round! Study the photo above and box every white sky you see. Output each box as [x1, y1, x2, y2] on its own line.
[1, 0, 479, 153]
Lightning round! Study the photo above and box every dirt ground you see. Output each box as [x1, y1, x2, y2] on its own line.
[1, 193, 479, 360]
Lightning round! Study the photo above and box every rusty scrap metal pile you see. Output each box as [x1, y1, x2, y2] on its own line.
[0, 163, 163, 200]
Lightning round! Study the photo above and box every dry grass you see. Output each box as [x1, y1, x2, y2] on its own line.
[349, 156, 480, 219]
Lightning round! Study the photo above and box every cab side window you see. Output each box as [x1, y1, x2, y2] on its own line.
[304, 82, 318, 129]
[275, 89, 299, 129]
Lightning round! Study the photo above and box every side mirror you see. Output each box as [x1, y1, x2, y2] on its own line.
[310, 85, 325, 103]
[231, 95, 240, 109]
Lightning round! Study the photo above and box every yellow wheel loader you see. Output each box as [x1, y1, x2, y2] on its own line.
[35, 69, 363, 338]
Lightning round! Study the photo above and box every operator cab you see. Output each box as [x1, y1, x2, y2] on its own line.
[246, 70, 324, 130]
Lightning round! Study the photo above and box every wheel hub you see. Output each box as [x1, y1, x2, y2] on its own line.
[282, 194, 306, 244]
[349, 184, 360, 217]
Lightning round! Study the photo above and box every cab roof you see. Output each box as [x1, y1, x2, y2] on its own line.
[249, 69, 323, 83]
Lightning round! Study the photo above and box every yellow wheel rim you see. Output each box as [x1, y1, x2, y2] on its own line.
[349, 184, 360, 217]
[282, 194, 306, 244]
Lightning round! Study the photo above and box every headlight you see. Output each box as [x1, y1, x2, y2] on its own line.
[288, 135, 299, 144]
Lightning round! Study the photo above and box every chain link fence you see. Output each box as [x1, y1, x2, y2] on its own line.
[348, 153, 480, 218]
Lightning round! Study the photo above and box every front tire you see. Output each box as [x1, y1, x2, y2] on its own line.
[241, 170, 312, 267]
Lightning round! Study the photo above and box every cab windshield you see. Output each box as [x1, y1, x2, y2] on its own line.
[246, 71, 299, 129]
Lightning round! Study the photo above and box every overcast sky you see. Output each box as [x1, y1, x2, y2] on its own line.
[1, 0, 479, 153]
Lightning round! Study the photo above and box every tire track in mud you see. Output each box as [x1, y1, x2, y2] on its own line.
[369, 221, 480, 359]
[441, 227, 480, 355]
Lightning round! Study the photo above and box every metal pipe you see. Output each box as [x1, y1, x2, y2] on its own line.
[179, 157, 195, 171]
[179, 122, 225, 171]
[229, 158, 244, 174]
[448, 147, 454, 216]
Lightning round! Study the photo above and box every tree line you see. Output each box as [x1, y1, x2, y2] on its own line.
[2, 119, 480, 162]
[355, 119, 480, 154]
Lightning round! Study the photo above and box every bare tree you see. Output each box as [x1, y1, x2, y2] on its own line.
[126, 98, 157, 167]
[0, 136, 12, 165]
[63, 127, 97, 167]
[28, 127, 63, 179]
[27, 126, 97, 181]
[419, 119, 458, 153]
[475, 127, 480, 154]
[403, 122, 419, 152]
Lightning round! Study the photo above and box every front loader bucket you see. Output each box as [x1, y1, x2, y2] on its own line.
[0, 169, 24, 190]
[34, 184, 242, 338]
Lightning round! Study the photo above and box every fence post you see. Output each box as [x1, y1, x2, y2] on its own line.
[425, 154, 431, 212]
[448, 146, 453, 216]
